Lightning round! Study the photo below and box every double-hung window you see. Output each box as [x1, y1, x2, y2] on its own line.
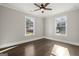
[25, 16, 35, 36]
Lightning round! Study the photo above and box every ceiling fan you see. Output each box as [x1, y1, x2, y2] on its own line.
[33, 3, 52, 13]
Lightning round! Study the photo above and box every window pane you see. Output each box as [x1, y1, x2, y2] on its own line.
[25, 17, 35, 36]
[55, 16, 67, 36]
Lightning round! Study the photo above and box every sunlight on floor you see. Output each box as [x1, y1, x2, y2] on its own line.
[24, 44, 35, 56]
[51, 44, 70, 56]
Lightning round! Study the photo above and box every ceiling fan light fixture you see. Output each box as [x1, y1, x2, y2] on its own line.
[41, 9, 44, 11]
[41, 9, 44, 13]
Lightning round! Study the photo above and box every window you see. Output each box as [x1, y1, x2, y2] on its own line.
[25, 16, 35, 36]
[55, 16, 67, 36]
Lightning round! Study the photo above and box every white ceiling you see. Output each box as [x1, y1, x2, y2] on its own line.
[0, 3, 79, 18]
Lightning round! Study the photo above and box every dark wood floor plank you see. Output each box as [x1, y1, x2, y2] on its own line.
[0, 38, 79, 56]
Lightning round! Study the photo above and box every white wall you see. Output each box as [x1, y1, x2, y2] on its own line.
[0, 6, 44, 48]
[45, 9, 79, 44]
[1, 5, 79, 48]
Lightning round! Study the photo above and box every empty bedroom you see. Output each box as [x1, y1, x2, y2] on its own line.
[0, 3, 79, 56]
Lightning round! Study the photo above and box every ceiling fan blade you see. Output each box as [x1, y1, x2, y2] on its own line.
[31, 9, 40, 12]
[34, 9, 40, 11]
[44, 3, 50, 7]
[34, 3, 40, 8]
[45, 8, 52, 10]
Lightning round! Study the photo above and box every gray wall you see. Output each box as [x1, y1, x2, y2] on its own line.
[0, 6, 44, 47]
[45, 9, 79, 43]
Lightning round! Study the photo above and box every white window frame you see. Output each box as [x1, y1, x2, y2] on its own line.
[25, 16, 35, 36]
[55, 16, 67, 36]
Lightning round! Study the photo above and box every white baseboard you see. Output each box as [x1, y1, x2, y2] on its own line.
[0, 37, 44, 49]
[0, 36, 79, 49]
[0, 46, 17, 54]
[45, 37, 79, 46]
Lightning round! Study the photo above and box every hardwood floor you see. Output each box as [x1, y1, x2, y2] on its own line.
[1, 38, 79, 56]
